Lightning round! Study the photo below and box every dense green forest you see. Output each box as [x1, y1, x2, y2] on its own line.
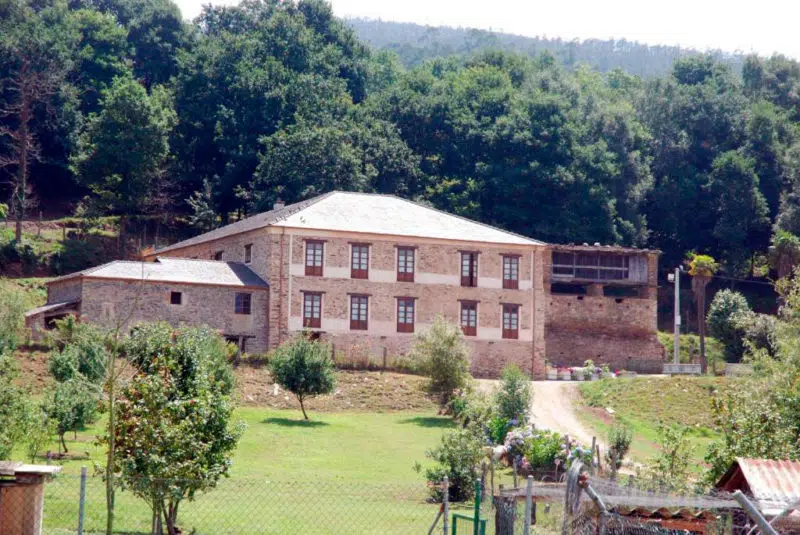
[3, 0, 800, 278]
[346, 18, 746, 77]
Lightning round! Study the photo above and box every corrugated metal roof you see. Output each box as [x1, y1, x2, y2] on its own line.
[736, 458, 800, 506]
[151, 191, 544, 255]
[49, 258, 268, 288]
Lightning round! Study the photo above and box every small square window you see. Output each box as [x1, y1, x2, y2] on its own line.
[235, 293, 252, 315]
[170, 291, 182, 305]
[244, 244, 252, 264]
[214, 251, 224, 261]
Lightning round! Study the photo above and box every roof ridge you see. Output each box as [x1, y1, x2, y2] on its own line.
[388, 194, 545, 245]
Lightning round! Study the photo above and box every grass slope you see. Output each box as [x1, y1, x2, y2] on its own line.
[577, 377, 727, 468]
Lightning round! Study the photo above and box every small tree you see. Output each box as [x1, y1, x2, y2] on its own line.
[44, 379, 100, 454]
[494, 364, 532, 424]
[606, 421, 633, 479]
[268, 335, 336, 420]
[641, 424, 694, 493]
[410, 315, 471, 406]
[769, 230, 800, 280]
[108, 323, 243, 535]
[422, 427, 485, 502]
[0, 352, 34, 459]
[707, 289, 751, 363]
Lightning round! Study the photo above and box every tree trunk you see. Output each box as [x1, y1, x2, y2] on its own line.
[14, 86, 30, 242]
[60, 432, 68, 454]
[299, 396, 308, 420]
[165, 500, 180, 535]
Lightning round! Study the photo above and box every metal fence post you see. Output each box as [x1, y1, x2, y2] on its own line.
[442, 476, 449, 535]
[473, 479, 481, 535]
[523, 475, 533, 535]
[77, 466, 87, 535]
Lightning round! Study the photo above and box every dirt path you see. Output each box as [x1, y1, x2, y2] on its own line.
[477, 379, 604, 450]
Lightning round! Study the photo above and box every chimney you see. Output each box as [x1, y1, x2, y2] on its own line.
[273, 199, 285, 210]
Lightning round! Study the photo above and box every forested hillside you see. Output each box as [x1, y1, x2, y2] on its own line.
[346, 18, 746, 77]
[3, 0, 800, 279]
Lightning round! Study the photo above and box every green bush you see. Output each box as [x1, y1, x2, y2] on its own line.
[43, 378, 101, 454]
[657, 332, 724, 368]
[49, 238, 107, 275]
[423, 427, 485, 502]
[410, 315, 471, 406]
[0, 287, 26, 353]
[487, 416, 511, 444]
[707, 289, 751, 362]
[494, 364, 531, 424]
[268, 335, 336, 420]
[525, 429, 563, 469]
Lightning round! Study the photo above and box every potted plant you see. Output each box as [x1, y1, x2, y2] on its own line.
[571, 367, 584, 381]
[583, 360, 597, 381]
[601, 365, 613, 379]
[546, 364, 558, 381]
[558, 367, 571, 381]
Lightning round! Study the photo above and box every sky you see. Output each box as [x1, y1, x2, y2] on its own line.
[173, 0, 800, 59]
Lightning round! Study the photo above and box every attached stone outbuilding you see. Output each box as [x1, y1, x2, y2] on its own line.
[26, 257, 269, 353]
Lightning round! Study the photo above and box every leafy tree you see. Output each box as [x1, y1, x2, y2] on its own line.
[48, 327, 108, 383]
[268, 335, 336, 420]
[0, 352, 34, 459]
[0, 285, 26, 353]
[493, 364, 531, 424]
[44, 378, 100, 453]
[185, 179, 219, 232]
[707, 289, 751, 363]
[108, 323, 243, 535]
[707, 151, 770, 273]
[410, 315, 471, 406]
[0, 2, 71, 241]
[769, 229, 800, 279]
[70, 74, 176, 255]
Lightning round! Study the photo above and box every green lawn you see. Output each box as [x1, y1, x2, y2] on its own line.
[41, 408, 497, 534]
[576, 377, 727, 470]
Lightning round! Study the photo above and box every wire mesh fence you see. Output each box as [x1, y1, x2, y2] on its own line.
[39, 474, 444, 534]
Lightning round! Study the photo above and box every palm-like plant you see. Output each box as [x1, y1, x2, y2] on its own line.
[687, 253, 719, 373]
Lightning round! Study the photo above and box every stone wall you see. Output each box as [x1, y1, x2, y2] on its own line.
[145, 228, 271, 281]
[48, 279, 83, 304]
[80, 279, 270, 353]
[319, 331, 537, 378]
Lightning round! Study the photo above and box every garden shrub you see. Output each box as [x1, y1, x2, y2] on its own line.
[494, 364, 531, 424]
[49, 237, 107, 275]
[43, 378, 101, 454]
[487, 416, 511, 445]
[423, 427, 485, 502]
[410, 315, 471, 406]
[525, 429, 563, 469]
[0, 287, 26, 353]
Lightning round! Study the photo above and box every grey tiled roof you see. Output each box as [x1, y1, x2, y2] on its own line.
[50, 258, 268, 288]
[153, 193, 336, 254]
[153, 191, 543, 254]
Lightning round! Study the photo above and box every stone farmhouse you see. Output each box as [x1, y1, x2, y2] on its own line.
[26, 192, 664, 378]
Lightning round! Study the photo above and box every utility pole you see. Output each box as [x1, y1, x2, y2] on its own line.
[669, 267, 681, 364]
